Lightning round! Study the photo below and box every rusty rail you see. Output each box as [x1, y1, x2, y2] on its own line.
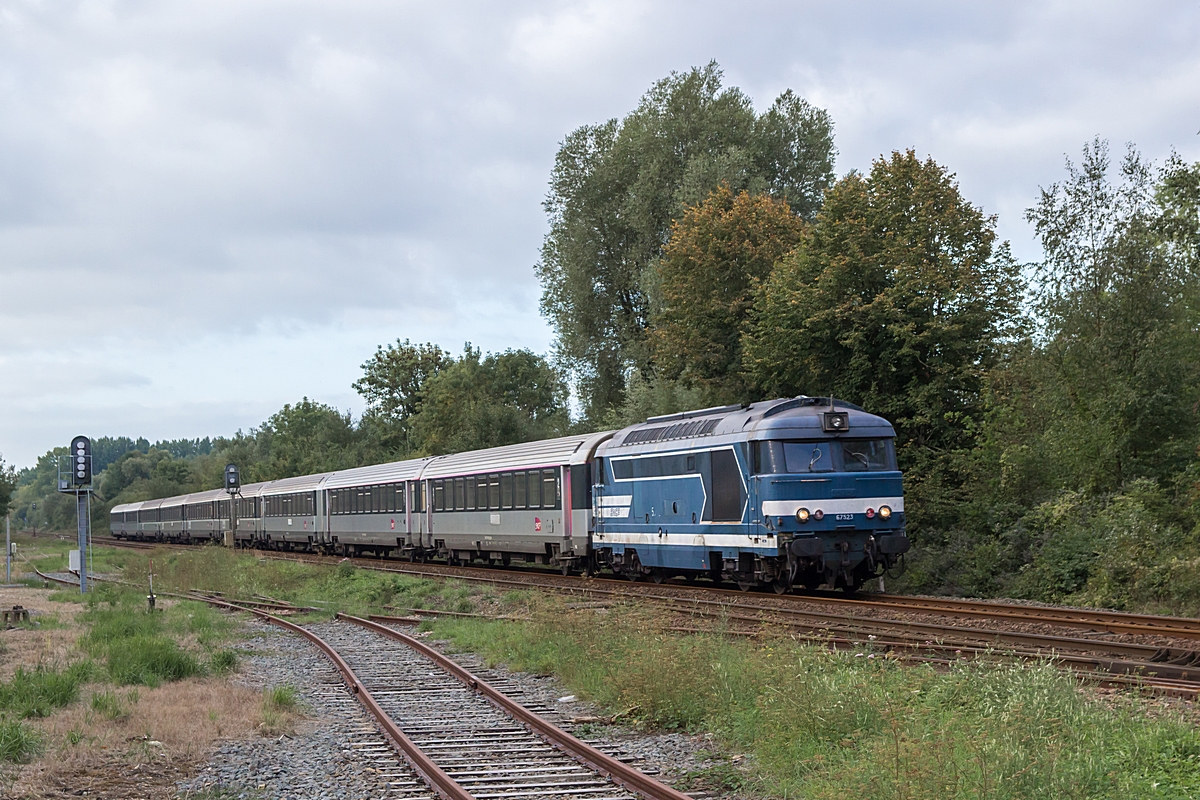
[202, 599, 474, 800]
[338, 612, 695, 800]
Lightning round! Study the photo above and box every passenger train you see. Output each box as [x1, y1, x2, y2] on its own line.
[110, 397, 909, 592]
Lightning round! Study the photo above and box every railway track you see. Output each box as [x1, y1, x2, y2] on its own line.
[34, 567, 695, 800]
[86, 538, 1200, 695]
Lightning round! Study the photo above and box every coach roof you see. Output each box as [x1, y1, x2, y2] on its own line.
[260, 472, 334, 496]
[421, 432, 614, 480]
[323, 457, 432, 490]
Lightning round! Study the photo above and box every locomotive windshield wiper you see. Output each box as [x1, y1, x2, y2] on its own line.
[808, 448, 823, 470]
[848, 450, 870, 467]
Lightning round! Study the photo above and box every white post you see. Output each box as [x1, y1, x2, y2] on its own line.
[4, 514, 9, 584]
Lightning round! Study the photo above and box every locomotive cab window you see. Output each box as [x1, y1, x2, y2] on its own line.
[755, 439, 895, 473]
[839, 439, 896, 471]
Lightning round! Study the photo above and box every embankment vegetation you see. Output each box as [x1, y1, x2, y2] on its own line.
[97, 546, 1200, 799]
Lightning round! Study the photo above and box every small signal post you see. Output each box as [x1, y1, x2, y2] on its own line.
[58, 436, 93, 593]
[225, 463, 240, 548]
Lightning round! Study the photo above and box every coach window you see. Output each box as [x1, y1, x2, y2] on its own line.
[500, 473, 513, 509]
[452, 478, 464, 511]
[527, 470, 541, 508]
[542, 469, 559, 509]
[514, 472, 526, 509]
[464, 477, 475, 511]
[475, 477, 487, 510]
[487, 474, 500, 510]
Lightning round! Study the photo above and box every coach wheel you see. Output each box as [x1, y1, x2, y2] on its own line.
[737, 577, 755, 592]
[772, 577, 791, 595]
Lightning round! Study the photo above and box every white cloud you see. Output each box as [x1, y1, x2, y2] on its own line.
[1, 0, 1198, 466]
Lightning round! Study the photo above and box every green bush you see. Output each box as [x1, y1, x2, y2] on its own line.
[82, 600, 203, 686]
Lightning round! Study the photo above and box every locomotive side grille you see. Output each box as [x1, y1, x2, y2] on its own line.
[621, 417, 720, 446]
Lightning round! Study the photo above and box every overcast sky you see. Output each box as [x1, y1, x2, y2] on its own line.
[1, 1, 1198, 468]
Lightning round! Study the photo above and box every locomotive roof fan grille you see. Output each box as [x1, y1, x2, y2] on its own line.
[621, 417, 721, 446]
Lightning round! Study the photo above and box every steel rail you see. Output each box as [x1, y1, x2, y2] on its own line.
[200, 600, 475, 800]
[249, 549, 1200, 641]
[338, 613, 695, 800]
[81, 543, 1200, 684]
[89, 535, 1200, 638]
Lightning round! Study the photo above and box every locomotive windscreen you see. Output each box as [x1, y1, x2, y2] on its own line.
[756, 439, 897, 473]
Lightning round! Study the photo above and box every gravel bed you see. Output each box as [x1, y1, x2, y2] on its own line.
[178, 618, 432, 800]
[404, 625, 731, 794]
[181, 617, 734, 800]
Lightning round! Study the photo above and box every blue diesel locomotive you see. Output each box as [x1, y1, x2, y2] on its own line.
[110, 396, 908, 592]
[591, 397, 908, 592]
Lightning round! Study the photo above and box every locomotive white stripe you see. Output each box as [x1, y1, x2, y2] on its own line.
[761, 497, 904, 517]
[593, 531, 779, 548]
[596, 495, 633, 507]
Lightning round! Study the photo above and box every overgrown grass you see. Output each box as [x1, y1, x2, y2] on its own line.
[263, 685, 297, 711]
[429, 604, 1200, 799]
[0, 720, 42, 762]
[81, 593, 203, 687]
[260, 685, 299, 735]
[115, 547, 492, 618]
[0, 663, 93, 719]
[89, 688, 137, 721]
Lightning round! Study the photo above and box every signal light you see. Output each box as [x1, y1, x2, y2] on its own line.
[71, 436, 91, 486]
[796, 507, 810, 523]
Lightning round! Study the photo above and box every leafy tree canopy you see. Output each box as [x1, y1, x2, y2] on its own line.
[743, 150, 1023, 528]
[537, 61, 835, 420]
[652, 184, 806, 403]
[1015, 140, 1200, 493]
[411, 346, 569, 455]
[0, 454, 16, 519]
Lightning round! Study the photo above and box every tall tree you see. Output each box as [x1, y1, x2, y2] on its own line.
[537, 61, 835, 420]
[411, 347, 569, 455]
[652, 185, 806, 403]
[0, 454, 16, 519]
[1023, 140, 1200, 492]
[744, 150, 1022, 528]
[353, 339, 449, 451]
[256, 399, 365, 480]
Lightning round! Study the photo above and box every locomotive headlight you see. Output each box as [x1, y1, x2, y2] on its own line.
[796, 507, 811, 523]
[879, 505, 892, 520]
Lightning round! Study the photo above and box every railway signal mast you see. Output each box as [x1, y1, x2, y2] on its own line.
[57, 436, 93, 593]
[225, 463, 240, 548]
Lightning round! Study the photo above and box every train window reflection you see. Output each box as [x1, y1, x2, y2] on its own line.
[840, 439, 895, 471]
[783, 442, 834, 473]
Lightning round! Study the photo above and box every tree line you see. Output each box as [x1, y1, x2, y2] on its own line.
[3, 62, 1198, 610]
